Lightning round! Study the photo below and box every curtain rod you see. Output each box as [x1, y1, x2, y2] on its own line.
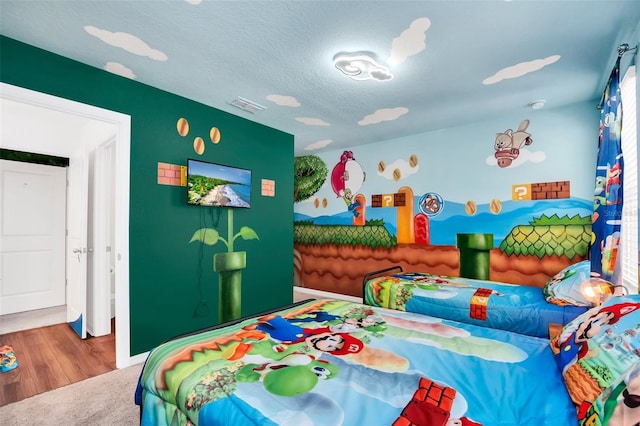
[617, 43, 638, 57]
[596, 43, 638, 109]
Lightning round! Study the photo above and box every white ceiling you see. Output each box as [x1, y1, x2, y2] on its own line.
[1, 0, 639, 155]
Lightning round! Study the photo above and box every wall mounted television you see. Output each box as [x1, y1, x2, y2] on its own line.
[186, 159, 252, 208]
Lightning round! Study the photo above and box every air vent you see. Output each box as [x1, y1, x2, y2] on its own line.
[229, 97, 267, 114]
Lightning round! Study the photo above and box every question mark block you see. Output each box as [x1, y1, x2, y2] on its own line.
[371, 193, 405, 208]
[512, 184, 532, 201]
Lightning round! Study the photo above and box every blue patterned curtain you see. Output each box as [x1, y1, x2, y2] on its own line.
[591, 57, 624, 281]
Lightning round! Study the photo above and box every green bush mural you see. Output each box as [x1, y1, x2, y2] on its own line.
[499, 214, 591, 259]
[294, 222, 396, 248]
[294, 155, 328, 203]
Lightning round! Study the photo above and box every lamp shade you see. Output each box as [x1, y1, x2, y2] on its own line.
[580, 277, 615, 305]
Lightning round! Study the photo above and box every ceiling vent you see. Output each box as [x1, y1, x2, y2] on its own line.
[229, 97, 267, 114]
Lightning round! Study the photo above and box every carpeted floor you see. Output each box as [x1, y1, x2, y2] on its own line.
[0, 363, 143, 425]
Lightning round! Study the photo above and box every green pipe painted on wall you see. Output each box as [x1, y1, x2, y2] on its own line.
[214, 251, 246, 323]
[456, 233, 494, 280]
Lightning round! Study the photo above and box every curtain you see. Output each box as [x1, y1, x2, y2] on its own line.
[591, 57, 624, 281]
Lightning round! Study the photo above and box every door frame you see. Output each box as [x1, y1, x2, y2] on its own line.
[0, 82, 136, 368]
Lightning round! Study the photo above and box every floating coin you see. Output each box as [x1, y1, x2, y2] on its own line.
[210, 127, 221, 144]
[177, 118, 189, 136]
[194, 137, 205, 155]
[465, 200, 477, 216]
[489, 198, 502, 214]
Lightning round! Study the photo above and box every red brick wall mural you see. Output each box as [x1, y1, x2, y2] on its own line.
[158, 162, 186, 186]
[512, 181, 571, 201]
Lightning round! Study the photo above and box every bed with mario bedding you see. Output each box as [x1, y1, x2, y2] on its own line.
[362, 262, 593, 338]
[134, 297, 592, 426]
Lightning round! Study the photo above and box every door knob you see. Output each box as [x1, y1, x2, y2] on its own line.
[72, 248, 82, 262]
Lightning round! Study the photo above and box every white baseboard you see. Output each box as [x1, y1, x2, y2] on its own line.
[294, 287, 362, 303]
[121, 351, 149, 368]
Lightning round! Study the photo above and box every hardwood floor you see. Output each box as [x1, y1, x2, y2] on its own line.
[0, 319, 115, 406]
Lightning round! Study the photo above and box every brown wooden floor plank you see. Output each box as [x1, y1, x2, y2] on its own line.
[0, 320, 115, 406]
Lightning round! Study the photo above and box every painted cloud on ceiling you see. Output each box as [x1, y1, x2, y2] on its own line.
[305, 139, 333, 151]
[84, 26, 168, 61]
[359, 107, 409, 126]
[387, 17, 431, 66]
[105, 62, 135, 79]
[296, 117, 330, 126]
[267, 95, 301, 107]
[483, 55, 560, 85]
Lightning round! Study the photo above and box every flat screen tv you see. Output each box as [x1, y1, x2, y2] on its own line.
[186, 159, 252, 208]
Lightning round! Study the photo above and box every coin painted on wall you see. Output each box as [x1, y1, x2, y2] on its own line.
[210, 127, 221, 144]
[177, 118, 189, 136]
[194, 137, 205, 155]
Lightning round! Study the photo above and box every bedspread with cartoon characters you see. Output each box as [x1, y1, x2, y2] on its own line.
[136, 299, 578, 426]
[364, 271, 588, 337]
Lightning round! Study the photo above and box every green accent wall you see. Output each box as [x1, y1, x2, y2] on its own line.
[0, 36, 294, 355]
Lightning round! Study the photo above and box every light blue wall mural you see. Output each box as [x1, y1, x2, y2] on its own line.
[293, 101, 600, 294]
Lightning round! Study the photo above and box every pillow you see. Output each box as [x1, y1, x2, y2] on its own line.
[543, 260, 593, 306]
[550, 294, 640, 407]
[577, 361, 640, 426]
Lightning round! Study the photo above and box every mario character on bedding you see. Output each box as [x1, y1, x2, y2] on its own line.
[550, 295, 640, 426]
[137, 299, 580, 425]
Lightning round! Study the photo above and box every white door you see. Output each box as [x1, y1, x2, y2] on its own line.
[0, 160, 66, 315]
[66, 149, 89, 338]
[86, 138, 115, 337]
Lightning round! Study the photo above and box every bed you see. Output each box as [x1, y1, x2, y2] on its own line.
[362, 264, 590, 338]
[135, 297, 588, 425]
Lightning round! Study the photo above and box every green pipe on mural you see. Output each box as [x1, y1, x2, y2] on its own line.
[214, 251, 246, 322]
[456, 233, 494, 280]
[189, 208, 259, 323]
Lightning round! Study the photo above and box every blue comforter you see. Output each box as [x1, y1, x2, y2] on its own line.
[137, 299, 578, 425]
[364, 272, 587, 337]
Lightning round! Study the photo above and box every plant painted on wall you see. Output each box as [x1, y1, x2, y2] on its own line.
[189, 209, 259, 323]
[294, 155, 328, 203]
[493, 119, 533, 168]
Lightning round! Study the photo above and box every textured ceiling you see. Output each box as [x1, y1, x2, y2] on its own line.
[1, 0, 639, 155]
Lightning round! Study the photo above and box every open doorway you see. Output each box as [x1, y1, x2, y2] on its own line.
[0, 82, 133, 368]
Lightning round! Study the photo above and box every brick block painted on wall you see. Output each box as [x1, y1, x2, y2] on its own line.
[512, 181, 571, 201]
[262, 179, 275, 197]
[531, 180, 570, 200]
[158, 162, 186, 186]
